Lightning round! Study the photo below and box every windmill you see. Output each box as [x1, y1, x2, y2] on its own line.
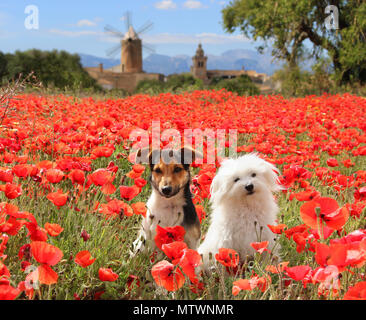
[104, 12, 154, 73]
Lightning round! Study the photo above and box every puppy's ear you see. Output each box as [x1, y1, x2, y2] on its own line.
[209, 170, 229, 206]
[262, 161, 282, 193]
[180, 147, 203, 166]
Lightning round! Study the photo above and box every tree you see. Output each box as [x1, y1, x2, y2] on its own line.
[0, 52, 8, 83]
[4, 49, 101, 90]
[222, 0, 366, 84]
[210, 75, 260, 96]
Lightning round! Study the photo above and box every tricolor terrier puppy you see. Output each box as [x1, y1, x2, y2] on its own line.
[133, 148, 201, 254]
[198, 153, 282, 271]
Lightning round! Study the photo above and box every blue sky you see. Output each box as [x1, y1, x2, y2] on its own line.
[0, 0, 263, 58]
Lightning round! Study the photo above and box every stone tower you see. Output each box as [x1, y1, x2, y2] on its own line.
[191, 43, 207, 81]
[121, 26, 143, 73]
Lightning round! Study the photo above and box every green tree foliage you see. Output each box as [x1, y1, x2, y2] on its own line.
[1, 49, 101, 90]
[135, 73, 203, 94]
[222, 0, 366, 84]
[210, 74, 260, 96]
[135, 73, 259, 96]
[0, 52, 8, 83]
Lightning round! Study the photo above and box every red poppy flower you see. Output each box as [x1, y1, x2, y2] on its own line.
[131, 202, 147, 217]
[342, 159, 355, 168]
[215, 248, 239, 268]
[74, 250, 96, 268]
[93, 290, 105, 300]
[89, 169, 113, 186]
[0, 261, 10, 284]
[250, 241, 270, 254]
[81, 230, 90, 242]
[267, 224, 287, 234]
[44, 223, 64, 237]
[17, 281, 34, 300]
[343, 281, 366, 300]
[326, 158, 339, 167]
[177, 248, 202, 283]
[91, 146, 114, 159]
[12, 164, 32, 178]
[154, 225, 186, 250]
[33, 264, 59, 285]
[127, 275, 140, 291]
[300, 197, 349, 231]
[25, 223, 48, 242]
[0, 168, 13, 183]
[101, 182, 116, 195]
[0, 284, 20, 300]
[126, 170, 141, 179]
[265, 261, 289, 274]
[46, 190, 68, 207]
[293, 189, 320, 201]
[99, 199, 133, 219]
[68, 169, 85, 185]
[285, 265, 312, 282]
[30, 241, 63, 266]
[45, 169, 64, 184]
[194, 205, 206, 223]
[162, 241, 188, 264]
[4, 183, 22, 199]
[134, 177, 147, 188]
[132, 164, 145, 173]
[151, 260, 185, 291]
[232, 279, 253, 296]
[232, 275, 271, 296]
[119, 185, 140, 201]
[98, 267, 119, 282]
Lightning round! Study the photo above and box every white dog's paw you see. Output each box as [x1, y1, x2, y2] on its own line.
[130, 236, 146, 258]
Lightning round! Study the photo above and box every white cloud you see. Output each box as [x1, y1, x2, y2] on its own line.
[154, 0, 177, 10]
[183, 0, 206, 9]
[76, 19, 97, 27]
[49, 29, 102, 37]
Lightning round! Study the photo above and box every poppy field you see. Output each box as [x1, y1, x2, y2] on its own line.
[1, 90, 366, 300]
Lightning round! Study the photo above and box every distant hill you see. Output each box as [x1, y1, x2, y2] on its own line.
[79, 54, 120, 70]
[79, 49, 283, 76]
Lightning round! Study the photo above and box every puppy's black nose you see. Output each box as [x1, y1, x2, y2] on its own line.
[245, 184, 254, 192]
[162, 186, 172, 195]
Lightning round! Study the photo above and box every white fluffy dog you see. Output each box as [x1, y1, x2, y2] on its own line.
[198, 153, 282, 270]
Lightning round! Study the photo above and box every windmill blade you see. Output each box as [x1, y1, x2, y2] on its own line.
[143, 43, 155, 54]
[124, 11, 132, 31]
[136, 21, 153, 36]
[104, 24, 124, 38]
[106, 43, 122, 57]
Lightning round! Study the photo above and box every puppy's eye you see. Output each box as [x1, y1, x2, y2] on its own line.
[251, 173, 256, 177]
[234, 178, 240, 182]
[154, 168, 162, 174]
[174, 167, 183, 173]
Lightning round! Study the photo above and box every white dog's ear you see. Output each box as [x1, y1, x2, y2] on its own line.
[262, 161, 283, 193]
[209, 172, 228, 206]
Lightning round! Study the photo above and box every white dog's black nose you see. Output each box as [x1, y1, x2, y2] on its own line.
[162, 186, 172, 195]
[245, 184, 254, 192]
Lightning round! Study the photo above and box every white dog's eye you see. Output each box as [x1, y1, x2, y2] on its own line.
[234, 177, 240, 182]
[251, 173, 256, 177]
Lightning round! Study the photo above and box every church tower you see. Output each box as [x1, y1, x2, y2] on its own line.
[191, 43, 207, 81]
